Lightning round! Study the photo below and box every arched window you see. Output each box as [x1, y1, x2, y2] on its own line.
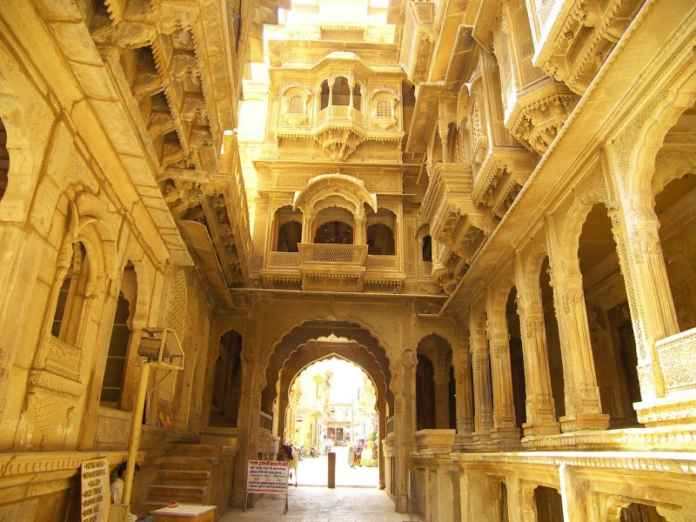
[277, 221, 302, 252]
[288, 95, 304, 114]
[366, 208, 396, 255]
[376, 100, 391, 118]
[422, 235, 432, 262]
[51, 243, 90, 345]
[332, 77, 350, 106]
[315, 221, 353, 244]
[210, 330, 242, 427]
[101, 292, 130, 405]
[0, 118, 8, 201]
[101, 263, 137, 406]
[320, 80, 330, 110]
[274, 206, 303, 252]
[367, 224, 395, 255]
[353, 83, 362, 111]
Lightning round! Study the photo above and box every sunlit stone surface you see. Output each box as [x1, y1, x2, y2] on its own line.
[0, 0, 695, 520]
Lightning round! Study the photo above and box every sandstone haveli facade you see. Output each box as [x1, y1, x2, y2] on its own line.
[0, 0, 695, 520]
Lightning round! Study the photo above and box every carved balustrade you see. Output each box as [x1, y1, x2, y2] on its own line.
[656, 326, 696, 395]
[631, 326, 696, 427]
[414, 429, 457, 454]
[299, 243, 368, 264]
[365, 254, 405, 292]
[297, 243, 369, 291]
[526, 0, 646, 95]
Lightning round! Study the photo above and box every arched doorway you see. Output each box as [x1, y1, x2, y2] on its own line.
[252, 319, 393, 499]
[284, 356, 380, 487]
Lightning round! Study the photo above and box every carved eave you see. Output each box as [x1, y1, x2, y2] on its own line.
[506, 79, 578, 155]
[267, 36, 400, 69]
[427, 0, 469, 83]
[470, 0, 502, 50]
[179, 219, 235, 306]
[31, 0, 193, 266]
[293, 173, 378, 214]
[532, 0, 646, 95]
[399, 0, 435, 84]
[268, 52, 404, 83]
[405, 83, 451, 153]
[194, 0, 243, 144]
[421, 164, 494, 295]
[444, 25, 478, 83]
[472, 147, 535, 214]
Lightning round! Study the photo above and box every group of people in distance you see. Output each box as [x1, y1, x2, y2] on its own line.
[347, 439, 365, 468]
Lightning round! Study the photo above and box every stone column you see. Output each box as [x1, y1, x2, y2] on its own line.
[559, 464, 589, 522]
[393, 349, 417, 513]
[469, 308, 494, 446]
[231, 350, 262, 507]
[302, 211, 312, 244]
[355, 213, 366, 245]
[77, 280, 120, 449]
[514, 252, 560, 436]
[486, 289, 520, 446]
[434, 460, 455, 522]
[545, 219, 609, 432]
[606, 201, 678, 402]
[459, 468, 499, 522]
[452, 348, 474, 447]
[433, 357, 451, 429]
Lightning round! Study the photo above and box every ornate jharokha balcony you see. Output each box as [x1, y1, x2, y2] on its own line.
[298, 243, 368, 291]
[261, 245, 405, 292]
[299, 243, 368, 264]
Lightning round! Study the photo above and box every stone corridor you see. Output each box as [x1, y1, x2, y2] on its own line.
[221, 487, 420, 522]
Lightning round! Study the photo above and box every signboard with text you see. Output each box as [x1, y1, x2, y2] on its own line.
[81, 458, 111, 522]
[247, 460, 289, 495]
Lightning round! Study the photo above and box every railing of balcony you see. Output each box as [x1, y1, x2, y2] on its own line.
[268, 251, 301, 267]
[367, 255, 399, 270]
[317, 106, 365, 128]
[299, 243, 368, 264]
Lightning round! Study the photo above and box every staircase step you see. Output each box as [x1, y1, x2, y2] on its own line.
[166, 443, 219, 457]
[156, 469, 210, 486]
[156, 457, 215, 471]
[147, 484, 207, 504]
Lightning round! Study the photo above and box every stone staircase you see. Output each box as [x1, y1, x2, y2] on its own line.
[144, 443, 219, 512]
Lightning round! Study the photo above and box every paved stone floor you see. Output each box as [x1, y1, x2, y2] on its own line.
[220, 486, 421, 522]
[295, 447, 379, 487]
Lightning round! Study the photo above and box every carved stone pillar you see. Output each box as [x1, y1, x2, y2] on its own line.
[78, 280, 121, 450]
[355, 213, 366, 246]
[514, 253, 560, 436]
[606, 200, 678, 403]
[559, 464, 589, 522]
[486, 289, 520, 447]
[453, 348, 474, 447]
[302, 211, 312, 244]
[435, 459, 455, 522]
[546, 219, 609, 432]
[231, 350, 261, 507]
[394, 349, 417, 513]
[469, 308, 494, 445]
[433, 357, 451, 429]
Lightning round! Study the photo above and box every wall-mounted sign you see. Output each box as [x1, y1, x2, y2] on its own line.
[81, 458, 111, 522]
